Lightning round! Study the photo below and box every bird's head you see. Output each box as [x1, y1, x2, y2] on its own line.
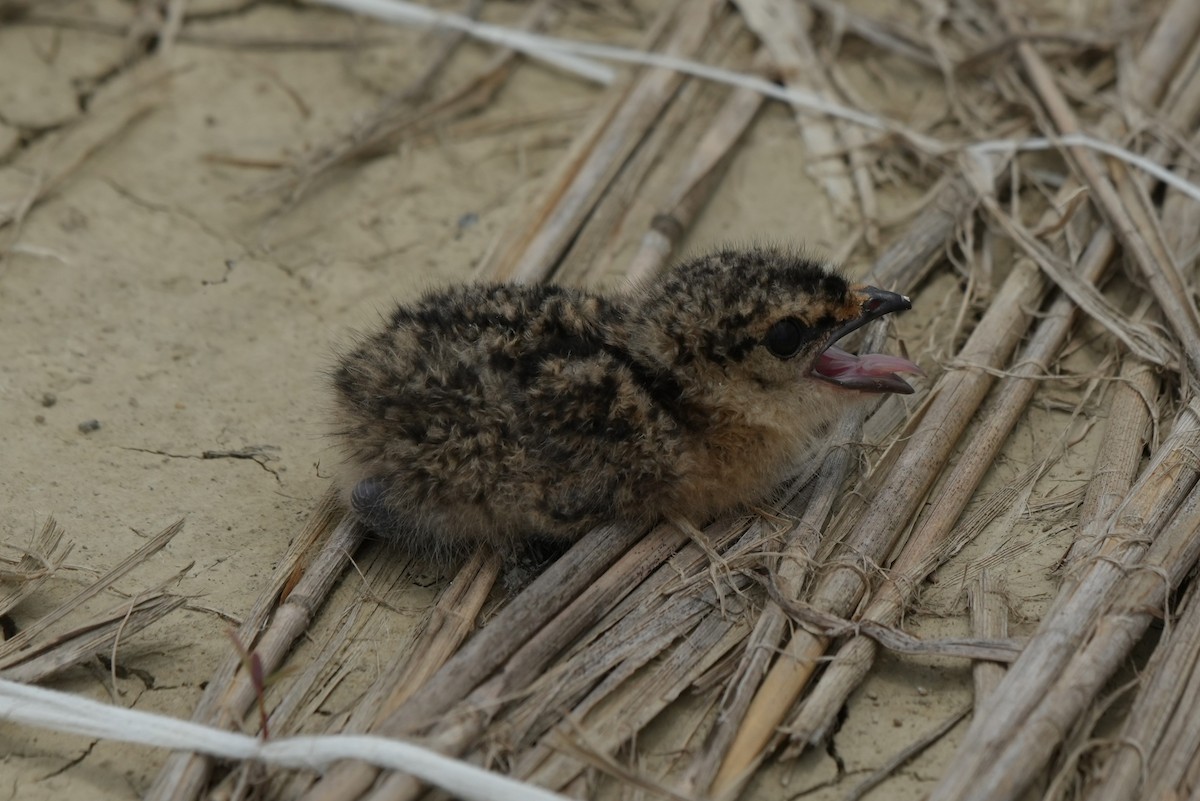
[630, 247, 922, 417]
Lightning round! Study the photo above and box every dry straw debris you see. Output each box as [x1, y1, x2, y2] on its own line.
[3, 0, 1200, 800]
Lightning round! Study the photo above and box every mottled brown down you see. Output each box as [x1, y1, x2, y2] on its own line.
[331, 246, 913, 554]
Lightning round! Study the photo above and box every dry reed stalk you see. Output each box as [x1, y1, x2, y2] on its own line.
[781, 459, 1044, 749]
[709, 252, 1047, 796]
[551, 10, 745, 285]
[497, 518, 762, 755]
[295, 522, 650, 801]
[494, 515, 778, 789]
[527, 611, 752, 793]
[623, 48, 771, 284]
[934, 459, 1200, 801]
[735, 0, 861, 218]
[1062, 358, 1157, 566]
[144, 486, 347, 801]
[926, 394, 1200, 801]
[998, 0, 1200, 378]
[968, 569, 1007, 704]
[477, 0, 724, 283]
[1081, 579, 1200, 801]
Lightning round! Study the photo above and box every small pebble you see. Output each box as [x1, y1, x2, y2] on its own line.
[34, 414, 45, 424]
[41, 392, 57, 408]
[78, 419, 101, 434]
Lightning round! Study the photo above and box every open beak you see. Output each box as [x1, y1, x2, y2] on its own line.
[810, 286, 922, 394]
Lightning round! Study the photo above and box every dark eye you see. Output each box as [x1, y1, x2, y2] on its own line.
[764, 317, 808, 359]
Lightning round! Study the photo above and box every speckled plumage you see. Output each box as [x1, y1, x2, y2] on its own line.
[331, 246, 917, 555]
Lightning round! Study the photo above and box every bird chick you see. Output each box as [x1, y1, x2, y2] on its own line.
[330, 246, 920, 558]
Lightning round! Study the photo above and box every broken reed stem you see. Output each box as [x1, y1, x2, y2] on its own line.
[968, 570, 1008, 705]
[552, 11, 745, 285]
[624, 48, 770, 285]
[1064, 358, 1157, 566]
[1083, 580, 1200, 801]
[361, 523, 687, 801]
[710, 252, 1046, 796]
[927, 397, 1200, 801]
[480, 0, 724, 283]
[296, 522, 651, 801]
[999, 0, 1200, 379]
[144, 486, 346, 801]
[937, 466, 1200, 801]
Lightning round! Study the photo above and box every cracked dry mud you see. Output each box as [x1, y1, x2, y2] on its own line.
[0, 2, 1100, 800]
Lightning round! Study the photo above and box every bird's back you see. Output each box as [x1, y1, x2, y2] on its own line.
[332, 282, 688, 549]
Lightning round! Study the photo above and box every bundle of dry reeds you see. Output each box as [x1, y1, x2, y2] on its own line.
[7, 0, 1200, 799]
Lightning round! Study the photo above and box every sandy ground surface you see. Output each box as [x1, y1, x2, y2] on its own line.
[0, 2, 1111, 799]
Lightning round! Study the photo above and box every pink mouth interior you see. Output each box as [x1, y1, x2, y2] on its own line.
[814, 345, 924, 383]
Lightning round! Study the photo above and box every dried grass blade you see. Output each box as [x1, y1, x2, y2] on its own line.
[0, 594, 185, 683]
[0, 518, 71, 618]
[0, 518, 183, 660]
